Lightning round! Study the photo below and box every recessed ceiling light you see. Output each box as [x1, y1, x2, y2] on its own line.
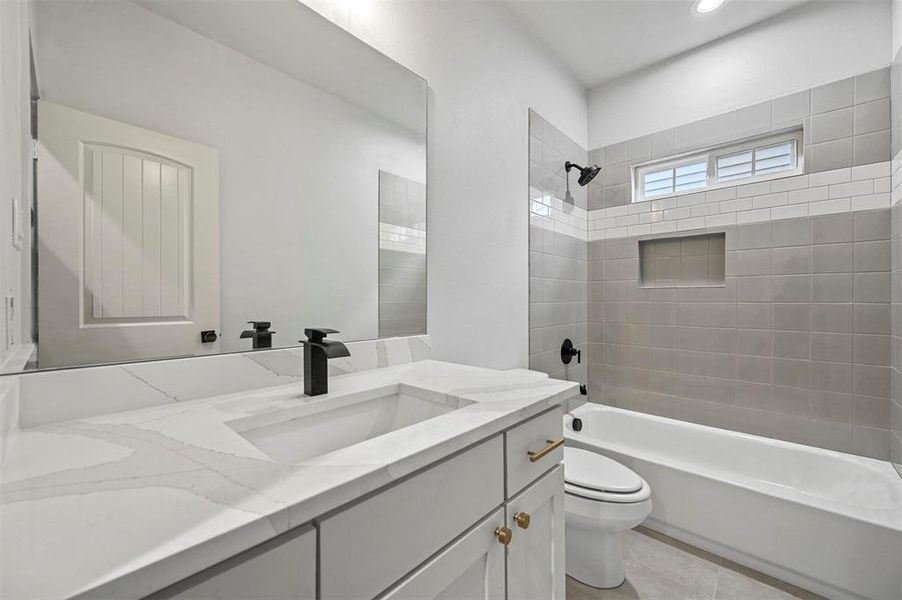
[695, 0, 726, 14]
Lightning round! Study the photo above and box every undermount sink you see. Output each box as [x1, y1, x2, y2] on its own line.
[229, 385, 471, 464]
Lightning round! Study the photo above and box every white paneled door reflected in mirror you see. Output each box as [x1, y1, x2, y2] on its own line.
[3, 0, 427, 371]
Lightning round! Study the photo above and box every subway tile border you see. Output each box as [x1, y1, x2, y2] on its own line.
[587, 163, 891, 241]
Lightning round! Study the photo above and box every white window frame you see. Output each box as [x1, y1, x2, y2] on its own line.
[633, 129, 804, 203]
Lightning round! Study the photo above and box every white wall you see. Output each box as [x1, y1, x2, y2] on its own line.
[305, 1, 588, 369]
[588, 1, 891, 148]
[0, 0, 34, 370]
[31, 0, 425, 353]
[894, 0, 902, 57]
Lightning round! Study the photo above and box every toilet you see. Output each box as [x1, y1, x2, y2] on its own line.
[563, 446, 653, 589]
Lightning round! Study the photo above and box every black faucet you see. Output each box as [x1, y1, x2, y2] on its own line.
[300, 328, 350, 396]
[561, 338, 581, 364]
[240, 321, 275, 349]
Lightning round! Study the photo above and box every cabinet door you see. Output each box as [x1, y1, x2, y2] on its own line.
[380, 508, 506, 600]
[506, 466, 565, 600]
[320, 437, 503, 600]
[146, 525, 316, 600]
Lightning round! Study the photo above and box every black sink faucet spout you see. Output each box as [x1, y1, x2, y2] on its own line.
[240, 321, 275, 349]
[301, 328, 350, 396]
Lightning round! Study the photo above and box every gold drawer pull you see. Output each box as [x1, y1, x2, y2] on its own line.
[527, 438, 565, 463]
[514, 512, 531, 529]
[495, 526, 513, 546]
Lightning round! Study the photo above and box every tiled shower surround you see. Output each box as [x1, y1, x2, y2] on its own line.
[589, 209, 892, 459]
[530, 67, 898, 461]
[528, 110, 588, 385]
[891, 48, 902, 477]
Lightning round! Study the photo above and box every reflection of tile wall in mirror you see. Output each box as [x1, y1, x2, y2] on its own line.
[379, 171, 427, 338]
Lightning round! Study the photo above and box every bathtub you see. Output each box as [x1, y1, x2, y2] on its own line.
[564, 404, 902, 600]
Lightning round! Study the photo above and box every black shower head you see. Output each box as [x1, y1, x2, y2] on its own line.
[565, 161, 601, 186]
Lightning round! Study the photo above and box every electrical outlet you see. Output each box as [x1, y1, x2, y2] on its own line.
[5, 296, 15, 350]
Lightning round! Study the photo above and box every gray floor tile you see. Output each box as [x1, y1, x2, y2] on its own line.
[713, 563, 819, 600]
[566, 527, 823, 600]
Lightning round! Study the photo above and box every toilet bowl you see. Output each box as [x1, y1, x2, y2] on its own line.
[564, 446, 652, 589]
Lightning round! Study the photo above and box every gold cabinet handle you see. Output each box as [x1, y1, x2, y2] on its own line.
[527, 438, 565, 463]
[514, 512, 531, 529]
[495, 526, 512, 546]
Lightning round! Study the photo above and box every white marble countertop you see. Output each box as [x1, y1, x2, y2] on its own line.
[0, 360, 580, 599]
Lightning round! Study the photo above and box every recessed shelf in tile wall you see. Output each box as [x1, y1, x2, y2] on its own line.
[639, 233, 726, 288]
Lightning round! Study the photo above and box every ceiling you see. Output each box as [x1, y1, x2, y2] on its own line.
[503, 0, 810, 89]
[136, 0, 427, 134]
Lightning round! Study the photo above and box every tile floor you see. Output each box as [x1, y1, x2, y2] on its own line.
[566, 527, 823, 600]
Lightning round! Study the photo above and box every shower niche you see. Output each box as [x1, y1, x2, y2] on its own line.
[638, 232, 726, 288]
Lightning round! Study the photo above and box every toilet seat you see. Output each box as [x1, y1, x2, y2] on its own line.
[565, 480, 651, 503]
[564, 447, 651, 504]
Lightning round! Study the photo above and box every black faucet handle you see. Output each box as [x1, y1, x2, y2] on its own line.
[561, 338, 581, 365]
[248, 321, 272, 331]
[303, 328, 340, 344]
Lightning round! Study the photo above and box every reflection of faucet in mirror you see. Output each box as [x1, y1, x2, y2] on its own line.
[240, 321, 275, 349]
[300, 328, 351, 396]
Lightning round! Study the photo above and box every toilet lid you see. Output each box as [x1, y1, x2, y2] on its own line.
[564, 447, 643, 494]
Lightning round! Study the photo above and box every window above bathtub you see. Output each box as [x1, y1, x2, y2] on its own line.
[633, 129, 803, 203]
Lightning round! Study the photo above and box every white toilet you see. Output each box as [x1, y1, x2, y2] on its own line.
[563, 446, 653, 589]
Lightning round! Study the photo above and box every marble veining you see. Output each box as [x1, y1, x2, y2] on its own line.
[0, 359, 579, 599]
[15, 335, 431, 428]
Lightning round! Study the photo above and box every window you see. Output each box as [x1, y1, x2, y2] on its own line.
[633, 130, 802, 203]
[642, 159, 706, 198]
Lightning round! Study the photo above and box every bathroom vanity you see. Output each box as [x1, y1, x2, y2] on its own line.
[155, 409, 564, 600]
[0, 358, 580, 599]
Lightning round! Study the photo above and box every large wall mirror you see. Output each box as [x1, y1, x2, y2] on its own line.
[1, 0, 427, 371]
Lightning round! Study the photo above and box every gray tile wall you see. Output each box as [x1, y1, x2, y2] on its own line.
[588, 211, 892, 459]
[588, 68, 891, 211]
[379, 171, 426, 338]
[891, 47, 902, 477]
[639, 234, 726, 288]
[530, 110, 589, 211]
[529, 110, 588, 384]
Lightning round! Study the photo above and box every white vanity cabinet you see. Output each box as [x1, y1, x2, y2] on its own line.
[506, 466, 566, 600]
[318, 437, 505, 599]
[372, 407, 565, 600]
[145, 406, 567, 600]
[379, 468, 566, 600]
[147, 525, 316, 600]
[380, 508, 507, 599]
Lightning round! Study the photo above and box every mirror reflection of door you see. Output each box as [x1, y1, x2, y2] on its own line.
[37, 101, 220, 368]
[5, 0, 427, 373]
[378, 171, 426, 338]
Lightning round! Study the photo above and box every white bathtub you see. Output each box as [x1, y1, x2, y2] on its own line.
[565, 404, 902, 600]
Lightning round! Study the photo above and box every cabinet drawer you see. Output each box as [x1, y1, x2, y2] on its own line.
[319, 436, 504, 600]
[505, 407, 563, 497]
[379, 508, 506, 600]
[147, 525, 316, 600]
